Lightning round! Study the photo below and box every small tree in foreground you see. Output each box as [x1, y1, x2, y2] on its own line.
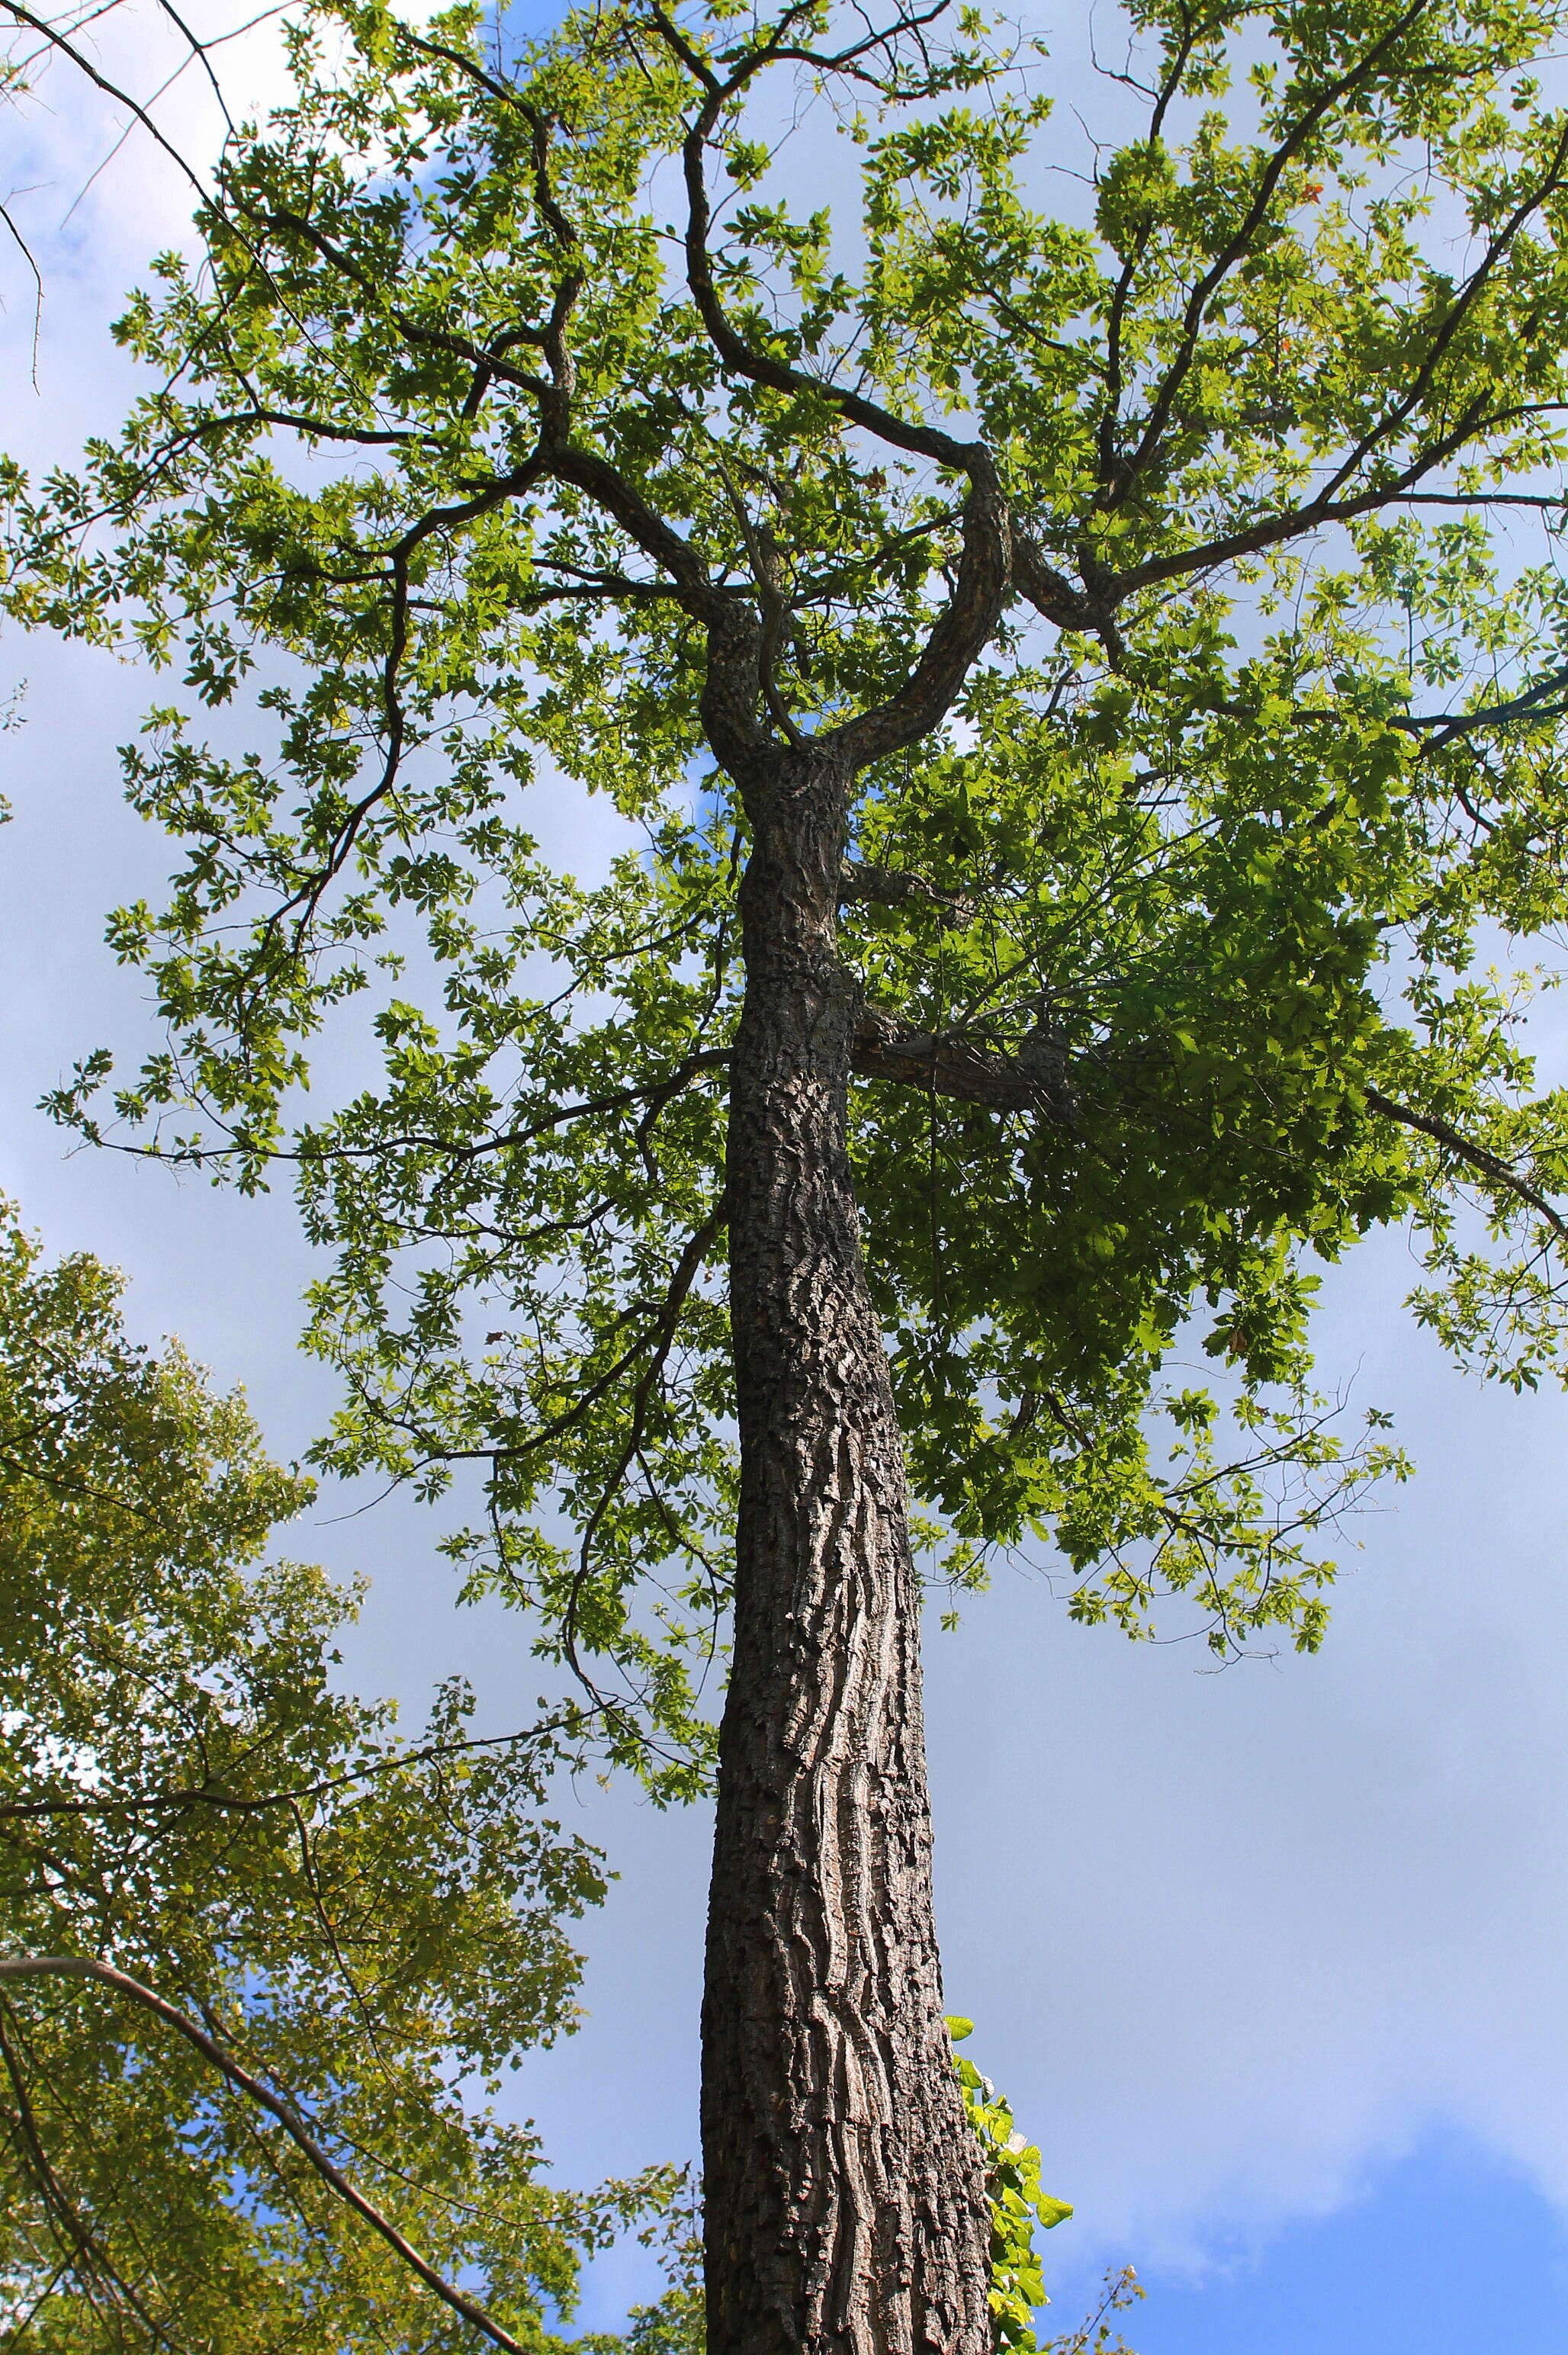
[12, 0, 1568, 2344]
[0, 1192, 681, 2347]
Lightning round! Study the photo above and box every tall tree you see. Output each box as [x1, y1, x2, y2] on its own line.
[0, 1191, 681, 2347]
[11, 0, 1568, 2344]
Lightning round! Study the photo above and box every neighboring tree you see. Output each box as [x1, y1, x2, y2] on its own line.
[11, 0, 1568, 2344]
[0, 1191, 681, 2347]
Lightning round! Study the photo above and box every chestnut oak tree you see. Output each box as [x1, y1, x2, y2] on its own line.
[13, 0, 1568, 2344]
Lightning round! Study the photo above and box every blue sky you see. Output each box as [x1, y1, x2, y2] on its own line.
[4, 5, 1568, 2346]
[1129, 2133, 1568, 2353]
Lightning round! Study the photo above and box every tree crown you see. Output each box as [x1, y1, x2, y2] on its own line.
[11, 0, 1568, 1749]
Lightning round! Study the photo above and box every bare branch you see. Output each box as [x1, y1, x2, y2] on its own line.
[827, 469, 1012, 767]
[0, 0, 210, 203]
[1012, 528, 1124, 658]
[0, 2006, 176, 2347]
[244, 202, 554, 400]
[561, 1189, 731, 1695]
[1111, 400, 1541, 597]
[670, 59, 982, 474]
[0, 198, 42, 390]
[1096, 12, 1207, 495]
[0, 1710, 585, 1826]
[1381, 490, 1568, 512]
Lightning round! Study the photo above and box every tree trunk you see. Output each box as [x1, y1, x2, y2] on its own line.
[702, 745, 994, 2355]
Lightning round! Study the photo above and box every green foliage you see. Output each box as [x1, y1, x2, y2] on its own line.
[948, 2018, 1072, 2350]
[0, 1194, 676, 2350]
[9, 0, 1568, 1760]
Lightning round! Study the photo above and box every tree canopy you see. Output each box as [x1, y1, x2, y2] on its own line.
[0, 1193, 689, 2349]
[14, 0, 1568, 1740]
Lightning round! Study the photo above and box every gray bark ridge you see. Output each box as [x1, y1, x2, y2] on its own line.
[703, 744, 994, 2355]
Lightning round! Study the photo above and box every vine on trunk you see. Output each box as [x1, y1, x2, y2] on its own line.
[948, 2019, 1075, 2352]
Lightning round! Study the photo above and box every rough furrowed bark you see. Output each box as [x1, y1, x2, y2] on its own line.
[703, 745, 994, 2355]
